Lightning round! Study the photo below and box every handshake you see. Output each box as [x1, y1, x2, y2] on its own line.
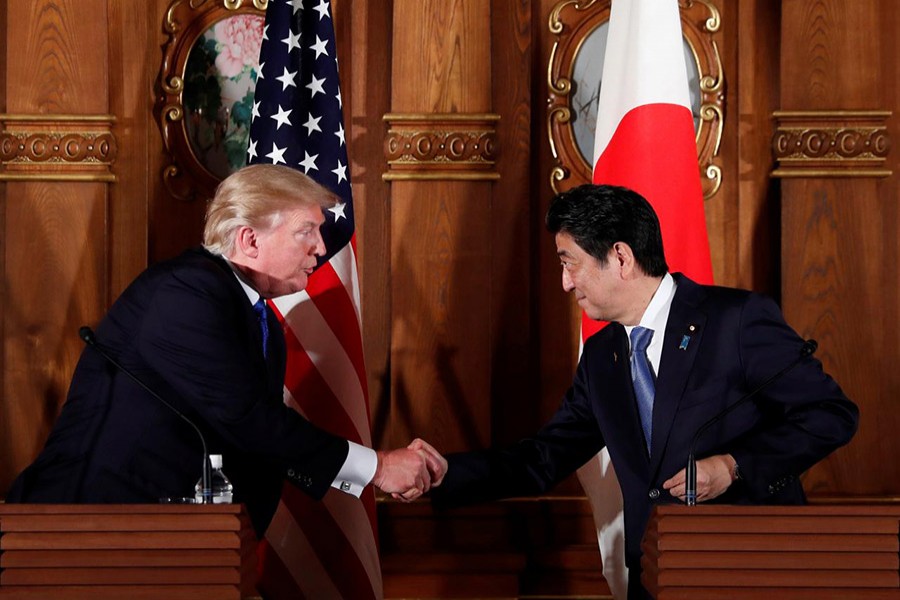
[372, 439, 447, 502]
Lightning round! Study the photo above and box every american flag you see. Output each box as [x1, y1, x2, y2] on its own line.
[247, 0, 381, 598]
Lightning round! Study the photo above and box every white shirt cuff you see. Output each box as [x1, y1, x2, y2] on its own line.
[330, 441, 377, 497]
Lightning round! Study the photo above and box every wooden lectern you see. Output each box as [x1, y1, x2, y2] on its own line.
[0, 503, 258, 599]
[641, 504, 900, 599]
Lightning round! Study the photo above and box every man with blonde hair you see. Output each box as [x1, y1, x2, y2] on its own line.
[7, 164, 443, 536]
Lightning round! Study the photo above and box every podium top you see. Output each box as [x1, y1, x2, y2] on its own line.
[653, 503, 900, 518]
[0, 503, 244, 515]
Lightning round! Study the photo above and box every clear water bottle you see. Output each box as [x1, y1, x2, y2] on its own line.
[195, 454, 233, 504]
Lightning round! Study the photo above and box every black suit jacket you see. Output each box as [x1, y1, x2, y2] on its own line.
[432, 274, 858, 584]
[6, 247, 349, 535]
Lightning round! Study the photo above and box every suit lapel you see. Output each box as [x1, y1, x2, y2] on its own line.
[649, 275, 707, 479]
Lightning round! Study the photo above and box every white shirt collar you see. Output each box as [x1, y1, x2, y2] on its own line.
[222, 256, 261, 306]
[624, 272, 676, 372]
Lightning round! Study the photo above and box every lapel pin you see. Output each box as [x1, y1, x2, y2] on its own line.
[679, 325, 697, 351]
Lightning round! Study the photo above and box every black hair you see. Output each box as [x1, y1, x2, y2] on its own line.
[545, 184, 668, 277]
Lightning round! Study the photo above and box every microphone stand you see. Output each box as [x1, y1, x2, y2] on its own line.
[684, 339, 817, 506]
[79, 326, 213, 504]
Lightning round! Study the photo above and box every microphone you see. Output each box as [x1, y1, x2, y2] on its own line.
[78, 326, 213, 504]
[684, 339, 818, 505]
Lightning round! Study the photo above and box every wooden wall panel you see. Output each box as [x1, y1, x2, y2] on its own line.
[389, 182, 494, 452]
[489, 0, 537, 445]
[779, 0, 898, 496]
[390, 1, 491, 113]
[734, 0, 781, 295]
[384, 0, 496, 453]
[0, 0, 112, 492]
[106, 0, 151, 301]
[346, 0, 396, 449]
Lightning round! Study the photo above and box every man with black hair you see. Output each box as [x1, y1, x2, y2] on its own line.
[430, 183, 858, 599]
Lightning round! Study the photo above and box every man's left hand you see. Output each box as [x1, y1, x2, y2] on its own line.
[662, 453, 737, 503]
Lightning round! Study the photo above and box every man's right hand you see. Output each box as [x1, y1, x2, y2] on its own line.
[373, 447, 431, 501]
[372, 438, 448, 502]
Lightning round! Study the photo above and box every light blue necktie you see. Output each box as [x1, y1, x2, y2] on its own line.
[630, 326, 655, 454]
[252, 298, 269, 358]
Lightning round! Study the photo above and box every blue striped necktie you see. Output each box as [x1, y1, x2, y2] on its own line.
[252, 298, 269, 358]
[630, 326, 655, 454]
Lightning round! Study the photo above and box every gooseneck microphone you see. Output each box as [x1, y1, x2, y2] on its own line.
[78, 326, 213, 504]
[684, 339, 818, 506]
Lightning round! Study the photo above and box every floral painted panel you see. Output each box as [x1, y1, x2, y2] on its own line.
[183, 14, 264, 179]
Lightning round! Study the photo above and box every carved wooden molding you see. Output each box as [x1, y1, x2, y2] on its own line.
[0, 114, 117, 182]
[383, 113, 500, 181]
[772, 110, 892, 178]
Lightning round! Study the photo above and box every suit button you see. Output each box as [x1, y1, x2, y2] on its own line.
[648, 488, 660, 500]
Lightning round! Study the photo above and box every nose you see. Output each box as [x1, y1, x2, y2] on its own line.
[561, 269, 574, 292]
[313, 229, 326, 256]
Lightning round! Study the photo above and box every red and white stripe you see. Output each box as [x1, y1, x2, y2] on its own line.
[259, 236, 381, 600]
[576, 1, 715, 598]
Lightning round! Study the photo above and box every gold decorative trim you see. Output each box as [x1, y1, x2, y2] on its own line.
[0, 113, 117, 122]
[772, 110, 892, 178]
[383, 173, 501, 182]
[0, 114, 117, 182]
[385, 113, 500, 123]
[546, 0, 725, 200]
[0, 173, 117, 182]
[382, 113, 500, 182]
[165, 0, 267, 34]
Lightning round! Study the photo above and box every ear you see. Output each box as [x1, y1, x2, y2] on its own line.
[235, 225, 260, 259]
[611, 241, 637, 278]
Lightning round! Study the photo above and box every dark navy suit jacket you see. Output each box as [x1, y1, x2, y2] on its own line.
[431, 274, 858, 595]
[6, 247, 349, 536]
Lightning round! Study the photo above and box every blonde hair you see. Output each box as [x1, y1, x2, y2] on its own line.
[203, 164, 337, 257]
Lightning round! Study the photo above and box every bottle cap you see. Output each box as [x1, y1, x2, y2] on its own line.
[210, 454, 223, 469]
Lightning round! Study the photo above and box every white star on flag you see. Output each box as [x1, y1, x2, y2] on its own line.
[282, 30, 302, 52]
[299, 151, 318, 173]
[328, 201, 347, 221]
[265, 143, 287, 165]
[247, 139, 258, 160]
[303, 114, 322, 135]
[332, 159, 346, 184]
[335, 123, 345, 146]
[276, 67, 297, 90]
[314, 0, 330, 21]
[311, 35, 329, 58]
[306, 75, 326, 98]
[271, 105, 292, 129]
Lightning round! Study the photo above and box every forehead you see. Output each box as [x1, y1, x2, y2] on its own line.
[555, 232, 588, 256]
[280, 203, 325, 227]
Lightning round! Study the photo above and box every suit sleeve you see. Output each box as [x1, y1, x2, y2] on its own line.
[137, 265, 348, 500]
[432, 352, 605, 508]
[726, 293, 858, 500]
